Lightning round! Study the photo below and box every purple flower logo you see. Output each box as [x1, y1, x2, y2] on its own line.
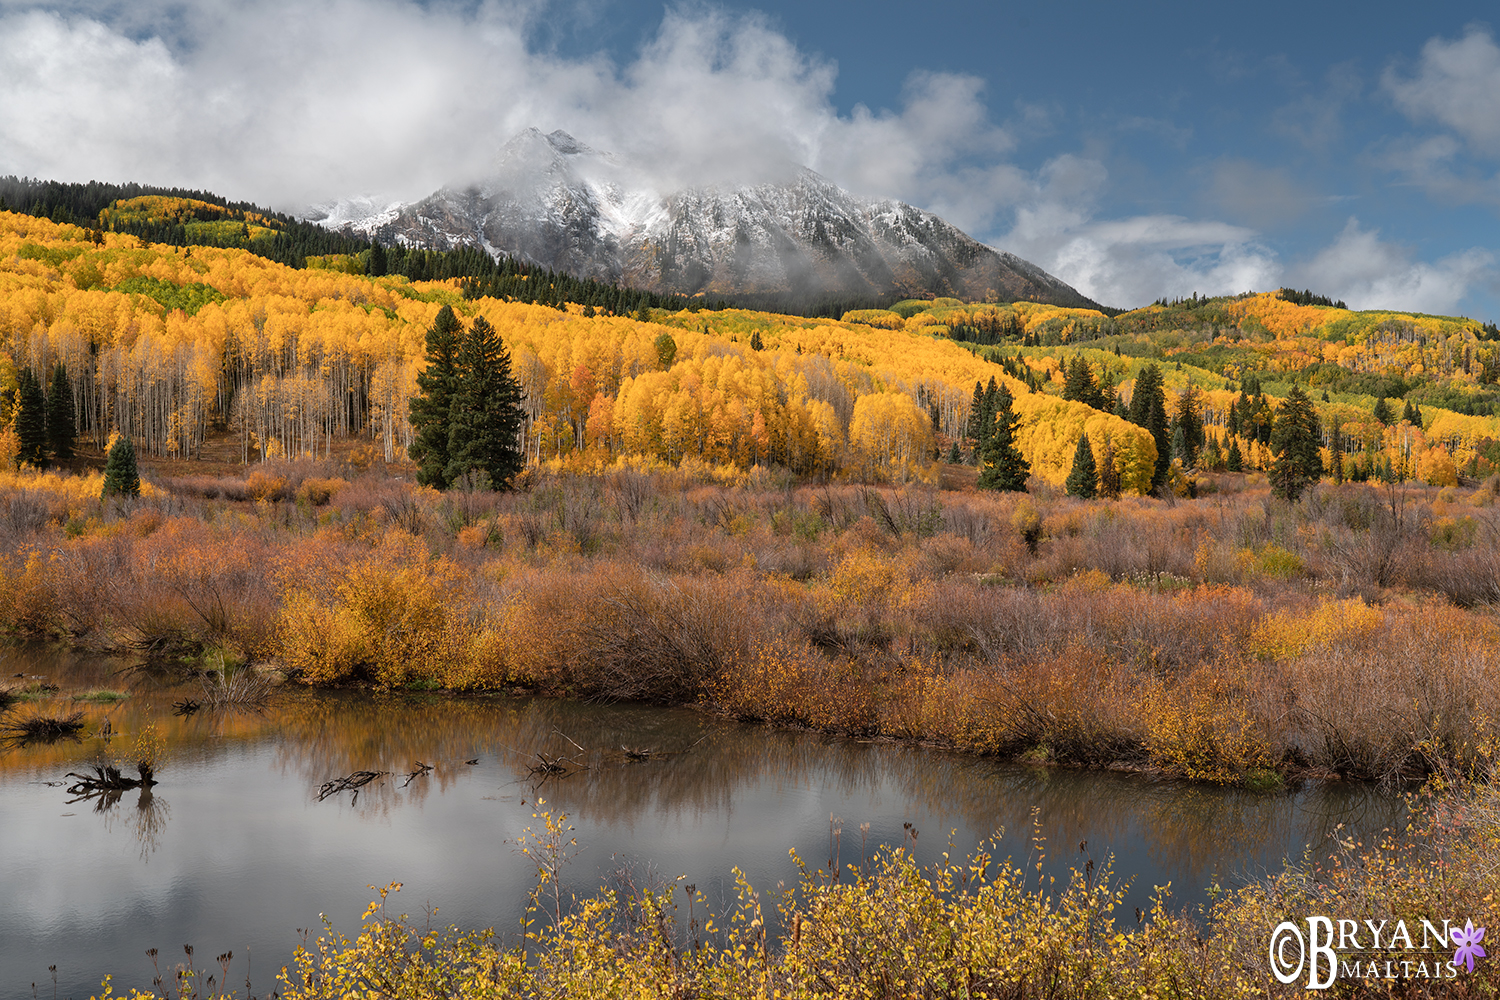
[1453, 920, 1487, 973]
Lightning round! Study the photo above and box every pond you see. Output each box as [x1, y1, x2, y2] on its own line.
[0, 644, 1406, 999]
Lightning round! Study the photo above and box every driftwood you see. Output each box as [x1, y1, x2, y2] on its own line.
[619, 735, 708, 762]
[65, 762, 157, 795]
[317, 769, 388, 801]
[400, 761, 433, 788]
[172, 698, 201, 716]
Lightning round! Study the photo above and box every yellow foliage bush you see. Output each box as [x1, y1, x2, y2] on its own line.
[1248, 597, 1383, 661]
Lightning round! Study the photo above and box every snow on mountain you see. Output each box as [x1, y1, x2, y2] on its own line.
[313, 128, 1099, 309]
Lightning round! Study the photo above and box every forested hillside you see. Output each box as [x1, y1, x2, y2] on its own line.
[5, 186, 1500, 493]
[0, 209, 1154, 489]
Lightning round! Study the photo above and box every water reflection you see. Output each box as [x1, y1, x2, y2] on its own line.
[1, 642, 1411, 998]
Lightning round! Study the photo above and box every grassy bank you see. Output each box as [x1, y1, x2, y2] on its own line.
[4, 460, 1500, 786]
[88, 783, 1500, 998]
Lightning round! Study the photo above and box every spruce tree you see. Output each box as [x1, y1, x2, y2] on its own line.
[100, 433, 141, 499]
[1174, 384, 1204, 466]
[1270, 385, 1322, 502]
[1373, 396, 1393, 426]
[46, 363, 75, 462]
[1226, 437, 1243, 472]
[1065, 434, 1098, 498]
[14, 367, 48, 469]
[445, 316, 526, 489]
[408, 305, 462, 488]
[977, 385, 1029, 492]
[946, 441, 961, 463]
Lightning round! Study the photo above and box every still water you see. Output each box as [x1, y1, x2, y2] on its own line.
[1, 644, 1405, 998]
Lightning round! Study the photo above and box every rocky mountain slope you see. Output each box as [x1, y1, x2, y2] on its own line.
[311, 128, 1099, 309]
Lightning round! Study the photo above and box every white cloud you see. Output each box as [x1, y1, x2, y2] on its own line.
[1001, 154, 1279, 308]
[1385, 27, 1500, 156]
[0, 0, 1022, 228]
[1295, 218, 1495, 315]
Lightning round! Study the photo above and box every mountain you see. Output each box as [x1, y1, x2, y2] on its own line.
[310, 128, 1100, 310]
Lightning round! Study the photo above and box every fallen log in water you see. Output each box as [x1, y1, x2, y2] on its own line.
[318, 769, 388, 801]
[65, 762, 156, 794]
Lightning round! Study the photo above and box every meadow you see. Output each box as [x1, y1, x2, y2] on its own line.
[3, 454, 1498, 790]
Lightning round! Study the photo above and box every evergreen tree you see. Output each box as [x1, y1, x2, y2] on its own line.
[1171, 422, 1188, 465]
[100, 433, 141, 499]
[1270, 385, 1322, 502]
[1373, 396, 1393, 426]
[750, 331, 764, 351]
[1174, 385, 1204, 466]
[654, 331, 678, 369]
[46, 363, 75, 462]
[444, 316, 527, 489]
[1062, 355, 1096, 405]
[14, 367, 48, 469]
[1402, 399, 1423, 427]
[1147, 391, 1171, 492]
[976, 385, 1029, 492]
[1204, 434, 1223, 471]
[946, 441, 961, 463]
[966, 381, 986, 441]
[368, 241, 388, 277]
[1226, 437, 1244, 472]
[408, 305, 463, 488]
[1065, 434, 1098, 498]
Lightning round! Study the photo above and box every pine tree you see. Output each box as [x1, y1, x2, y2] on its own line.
[1065, 434, 1098, 498]
[14, 367, 48, 469]
[408, 305, 463, 488]
[445, 316, 527, 489]
[977, 385, 1029, 492]
[1227, 437, 1243, 472]
[100, 433, 140, 499]
[750, 331, 764, 351]
[946, 441, 961, 463]
[1174, 385, 1203, 466]
[1270, 385, 1322, 502]
[1373, 396, 1393, 426]
[46, 363, 75, 462]
[368, 241, 388, 277]
[1329, 423, 1345, 485]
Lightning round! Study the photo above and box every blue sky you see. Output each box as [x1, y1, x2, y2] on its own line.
[2, 1, 1497, 317]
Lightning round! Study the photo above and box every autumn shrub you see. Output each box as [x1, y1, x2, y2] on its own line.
[276, 532, 477, 687]
[1138, 659, 1280, 783]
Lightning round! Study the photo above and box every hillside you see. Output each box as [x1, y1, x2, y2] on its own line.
[0, 209, 1153, 490]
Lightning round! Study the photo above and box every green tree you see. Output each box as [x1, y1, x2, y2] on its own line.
[1065, 434, 1098, 498]
[1226, 437, 1243, 472]
[1128, 363, 1171, 491]
[408, 305, 463, 488]
[654, 331, 678, 369]
[1174, 385, 1204, 466]
[749, 331, 764, 351]
[1270, 385, 1322, 502]
[1373, 396, 1393, 426]
[445, 316, 527, 489]
[14, 366, 47, 469]
[1097, 434, 1121, 499]
[946, 441, 961, 463]
[977, 384, 1029, 492]
[100, 433, 141, 499]
[46, 363, 75, 462]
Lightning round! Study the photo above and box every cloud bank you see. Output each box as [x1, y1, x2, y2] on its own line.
[0, 1, 1493, 313]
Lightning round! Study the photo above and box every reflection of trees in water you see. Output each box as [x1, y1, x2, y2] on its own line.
[263, 692, 1406, 896]
[73, 783, 171, 859]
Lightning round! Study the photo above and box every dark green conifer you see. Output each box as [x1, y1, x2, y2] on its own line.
[1227, 437, 1243, 472]
[946, 441, 961, 463]
[445, 316, 526, 489]
[1270, 384, 1322, 502]
[14, 367, 48, 469]
[1373, 396, 1393, 426]
[1065, 434, 1098, 499]
[977, 385, 1029, 492]
[654, 331, 677, 369]
[46, 363, 75, 462]
[100, 433, 140, 499]
[408, 305, 462, 488]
